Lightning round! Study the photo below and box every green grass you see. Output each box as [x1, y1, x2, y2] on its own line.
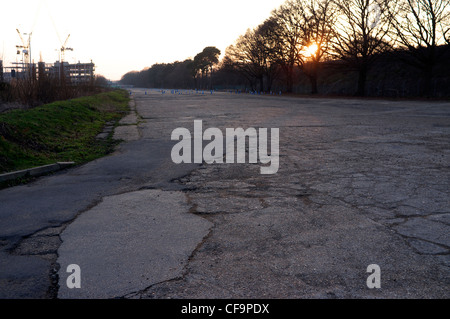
[0, 89, 130, 175]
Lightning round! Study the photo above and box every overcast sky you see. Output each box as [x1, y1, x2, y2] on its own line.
[0, 0, 286, 80]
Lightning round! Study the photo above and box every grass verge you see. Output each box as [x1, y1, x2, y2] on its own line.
[0, 89, 130, 179]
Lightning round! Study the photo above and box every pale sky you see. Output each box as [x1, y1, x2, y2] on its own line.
[0, 0, 286, 81]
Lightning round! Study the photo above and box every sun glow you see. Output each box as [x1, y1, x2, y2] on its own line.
[305, 43, 319, 57]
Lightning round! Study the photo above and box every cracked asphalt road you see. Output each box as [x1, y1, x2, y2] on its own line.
[1, 88, 449, 298]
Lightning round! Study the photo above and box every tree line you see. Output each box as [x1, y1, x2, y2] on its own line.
[121, 0, 450, 97]
[120, 47, 221, 91]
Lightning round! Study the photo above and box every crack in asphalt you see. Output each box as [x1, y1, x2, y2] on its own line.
[2, 90, 449, 299]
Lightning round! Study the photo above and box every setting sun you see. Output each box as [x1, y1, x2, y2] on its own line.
[305, 43, 319, 57]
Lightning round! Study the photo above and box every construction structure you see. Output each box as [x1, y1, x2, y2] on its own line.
[40, 60, 95, 84]
[0, 27, 96, 84]
[1, 60, 95, 84]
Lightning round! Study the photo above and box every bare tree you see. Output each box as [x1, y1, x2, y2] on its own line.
[331, 0, 394, 96]
[224, 32, 264, 91]
[254, 18, 282, 92]
[270, 0, 306, 93]
[389, 0, 450, 96]
[296, 0, 337, 94]
[224, 22, 280, 92]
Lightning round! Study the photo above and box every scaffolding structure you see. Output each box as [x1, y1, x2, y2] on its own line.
[1, 60, 95, 84]
[48, 61, 95, 84]
[0, 25, 95, 84]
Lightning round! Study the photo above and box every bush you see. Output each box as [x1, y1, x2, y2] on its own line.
[1, 75, 110, 109]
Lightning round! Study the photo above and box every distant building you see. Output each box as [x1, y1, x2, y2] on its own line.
[49, 61, 95, 84]
[1, 60, 95, 84]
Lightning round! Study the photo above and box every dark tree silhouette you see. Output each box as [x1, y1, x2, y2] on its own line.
[120, 60, 195, 89]
[119, 0, 450, 98]
[331, 0, 394, 96]
[270, 0, 306, 93]
[295, 0, 337, 94]
[255, 18, 282, 92]
[223, 21, 280, 92]
[193, 47, 221, 90]
[389, 0, 450, 96]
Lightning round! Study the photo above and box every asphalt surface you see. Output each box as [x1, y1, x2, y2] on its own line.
[0, 88, 449, 299]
